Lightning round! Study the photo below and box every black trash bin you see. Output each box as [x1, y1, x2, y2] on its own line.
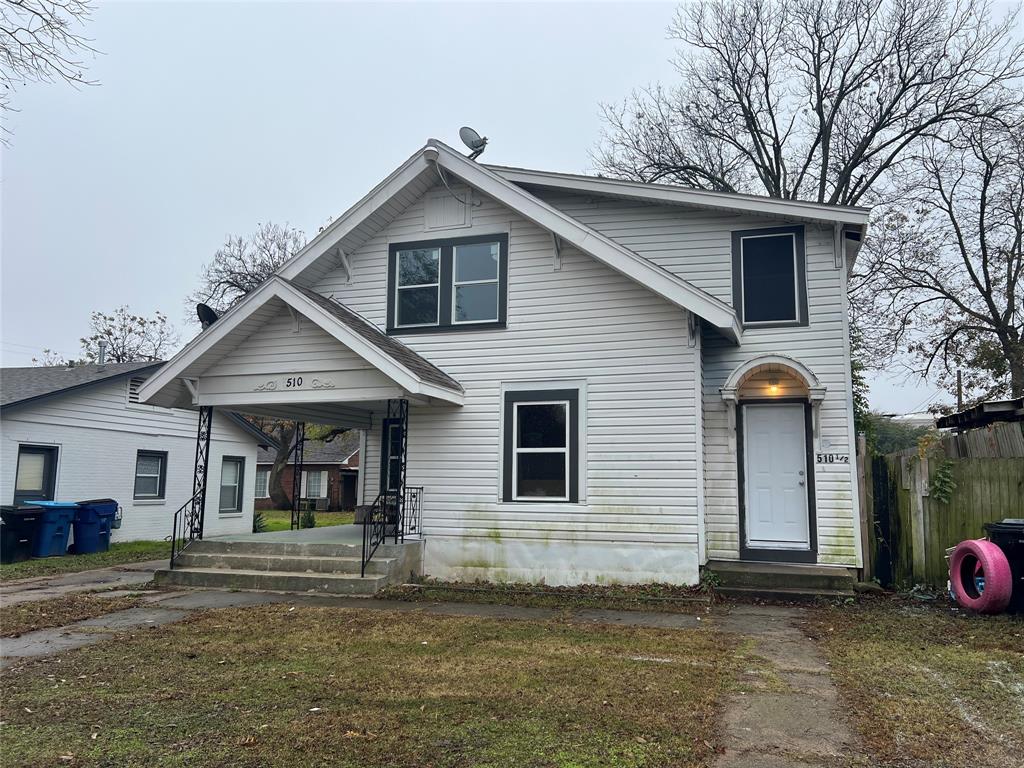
[0, 505, 43, 564]
[985, 519, 1024, 614]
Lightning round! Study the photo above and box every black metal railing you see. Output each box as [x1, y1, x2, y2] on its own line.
[360, 485, 424, 577]
[169, 488, 204, 568]
[401, 485, 423, 541]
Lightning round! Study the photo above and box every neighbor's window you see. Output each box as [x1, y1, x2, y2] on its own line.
[731, 226, 807, 326]
[254, 468, 269, 499]
[303, 470, 327, 499]
[134, 450, 167, 500]
[219, 457, 245, 513]
[388, 234, 508, 332]
[503, 389, 579, 503]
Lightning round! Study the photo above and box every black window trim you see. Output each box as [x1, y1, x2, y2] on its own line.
[133, 449, 168, 501]
[219, 455, 246, 514]
[502, 389, 580, 503]
[731, 225, 808, 328]
[387, 233, 509, 335]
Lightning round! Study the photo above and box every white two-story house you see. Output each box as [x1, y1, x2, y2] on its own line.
[141, 139, 868, 588]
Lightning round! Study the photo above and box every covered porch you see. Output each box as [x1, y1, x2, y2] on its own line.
[136, 277, 463, 583]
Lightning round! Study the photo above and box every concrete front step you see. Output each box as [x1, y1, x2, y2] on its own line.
[717, 585, 854, 602]
[707, 560, 856, 596]
[173, 551, 393, 576]
[186, 538, 410, 559]
[154, 566, 386, 595]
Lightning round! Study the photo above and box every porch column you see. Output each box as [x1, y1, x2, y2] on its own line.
[290, 422, 306, 530]
[190, 406, 213, 540]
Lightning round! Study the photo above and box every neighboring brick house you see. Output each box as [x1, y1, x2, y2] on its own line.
[255, 431, 360, 512]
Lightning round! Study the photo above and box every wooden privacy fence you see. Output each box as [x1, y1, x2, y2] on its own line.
[858, 423, 1024, 590]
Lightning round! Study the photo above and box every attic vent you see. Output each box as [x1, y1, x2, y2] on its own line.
[127, 376, 146, 404]
[425, 189, 471, 230]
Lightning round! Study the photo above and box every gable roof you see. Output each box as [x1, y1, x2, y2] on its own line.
[1, 361, 278, 448]
[487, 165, 872, 228]
[1, 361, 162, 409]
[257, 430, 360, 465]
[137, 276, 464, 409]
[277, 140, 742, 341]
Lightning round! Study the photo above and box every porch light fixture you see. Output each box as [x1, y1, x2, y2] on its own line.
[768, 377, 780, 395]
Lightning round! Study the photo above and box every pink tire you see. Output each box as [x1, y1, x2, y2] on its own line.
[949, 539, 1013, 615]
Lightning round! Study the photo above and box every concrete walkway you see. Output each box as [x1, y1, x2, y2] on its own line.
[711, 604, 863, 767]
[0, 559, 166, 606]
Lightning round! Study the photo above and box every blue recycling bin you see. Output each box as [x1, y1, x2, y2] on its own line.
[27, 501, 77, 557]
[73, 499, 119, 554]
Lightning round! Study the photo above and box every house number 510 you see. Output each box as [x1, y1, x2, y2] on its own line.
[816, 453, 849, 464]
[285, 376, 304, 388]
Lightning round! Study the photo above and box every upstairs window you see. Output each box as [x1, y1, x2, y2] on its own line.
[388, 234, 508, 333]
[731, 226, 807, 327]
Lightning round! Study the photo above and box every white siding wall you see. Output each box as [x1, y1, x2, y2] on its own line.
[317, 185, 702, 585]
[1, 377, 259, 542]
[532, 192, 859, 566]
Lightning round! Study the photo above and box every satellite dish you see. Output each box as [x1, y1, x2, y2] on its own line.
[459, 126, 488, 160]
[196, 303, 219, 330]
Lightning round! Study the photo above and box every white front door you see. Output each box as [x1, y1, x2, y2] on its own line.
[743, 404, 810, 549]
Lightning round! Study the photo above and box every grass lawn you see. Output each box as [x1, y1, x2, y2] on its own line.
[0, 605, 743, 768]
[259, 509, 355, 532]
[803, 598, 1024, 768]
[0, 540, 170, 583]
[1, 592, 145, 638]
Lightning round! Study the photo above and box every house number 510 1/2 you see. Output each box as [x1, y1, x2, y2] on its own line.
[285, 376, 304, 388]
[816, 453, 849, 464]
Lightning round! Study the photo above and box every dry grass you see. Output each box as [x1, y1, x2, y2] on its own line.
[803, 598, 1024, 768]
[1, 604, 741, 768]
[1, 592, 146, 638]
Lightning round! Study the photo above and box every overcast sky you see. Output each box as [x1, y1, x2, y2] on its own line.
[1, 1, 945, 413]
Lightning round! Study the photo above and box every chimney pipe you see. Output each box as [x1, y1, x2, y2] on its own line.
[97, 340, 107, 366]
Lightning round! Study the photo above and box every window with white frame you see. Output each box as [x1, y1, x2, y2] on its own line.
[388, 234, 508, 333]
[503, 389, 579, 502]
[133, 450, 167, 500]
[219, 457, 245, 513]
[302, 470, 328, 499]
[254, 468, 270, 499]
[453, 241, 500, 323]
[394, 247, 440, 327]
[731, 225, 807, 326]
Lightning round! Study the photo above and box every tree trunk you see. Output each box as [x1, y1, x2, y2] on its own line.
[267, 423, 296, 509]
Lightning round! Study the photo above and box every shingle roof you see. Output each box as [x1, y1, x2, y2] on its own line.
[1, 362, 163, 409]
[257, 430, 360, 465]
[285, 279, 463, 393]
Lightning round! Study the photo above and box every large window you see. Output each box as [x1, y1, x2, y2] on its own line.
[219, 457, 245, 514]
[731, 226, 807, 326]
[503, 389, 579, 503]
[303, 470, 328, 499]
[254, 469, 270, 499]
[134, 450, 167, 500]
[388, 234, 508, 333]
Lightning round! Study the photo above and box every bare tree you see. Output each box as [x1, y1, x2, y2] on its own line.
[31, 348, 71, 366]
[188, 222, 306, 315]
[595, 0, 1024, 206]
[1, 0, 97, 115]
[80, 306, 179, 363]
[853, 116, 1024, 403]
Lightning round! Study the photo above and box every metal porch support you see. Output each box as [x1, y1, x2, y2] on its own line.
[290, 421, 306, 530]
[389, 398, 409, 544]
[191, 406, 213, 540]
